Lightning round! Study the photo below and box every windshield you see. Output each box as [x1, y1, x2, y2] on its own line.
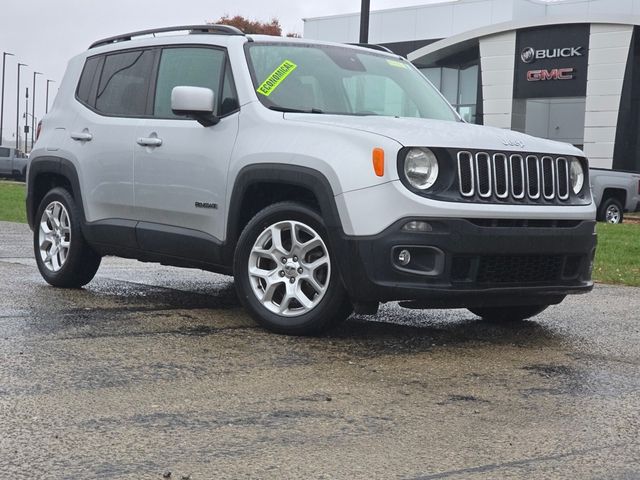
[246, 43, 459, 121]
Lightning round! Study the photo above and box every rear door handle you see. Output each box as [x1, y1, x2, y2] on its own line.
[137, 137, 163, 147]
[70, 131, 93, 141]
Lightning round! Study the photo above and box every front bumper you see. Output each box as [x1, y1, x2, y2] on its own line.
[333, 218, 596, 308]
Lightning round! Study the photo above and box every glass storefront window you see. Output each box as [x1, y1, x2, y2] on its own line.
[441, 68, 459, 105]
[458, 65, 478, 106]
[419, 64, 479, 124]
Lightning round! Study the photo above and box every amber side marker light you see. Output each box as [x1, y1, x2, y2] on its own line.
[373, 148, 385, 177]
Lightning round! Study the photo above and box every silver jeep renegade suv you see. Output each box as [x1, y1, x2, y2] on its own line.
[27, 25, 596, 335]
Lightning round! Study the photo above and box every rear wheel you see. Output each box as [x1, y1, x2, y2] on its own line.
[469, 305, 549, 322]
[34, 187, 101, 288]
[598, 198, 624, 224]
[234, 202, 352, 335]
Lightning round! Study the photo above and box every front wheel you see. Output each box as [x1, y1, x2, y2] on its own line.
[34, 187, 101, 288]
[469, 305, 549, 322]
[234, 202, 352, 336]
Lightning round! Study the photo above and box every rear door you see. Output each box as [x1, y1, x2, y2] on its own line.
[133, 46, 240, 252]
[67, 49, 156, 224]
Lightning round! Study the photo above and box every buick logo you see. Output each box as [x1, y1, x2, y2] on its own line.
[521, 47, 535, 64]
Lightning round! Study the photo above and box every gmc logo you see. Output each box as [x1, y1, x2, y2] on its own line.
[527, 68, 575, 82]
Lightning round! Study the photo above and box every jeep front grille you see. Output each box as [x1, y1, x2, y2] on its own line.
[457, 152, 571, 203]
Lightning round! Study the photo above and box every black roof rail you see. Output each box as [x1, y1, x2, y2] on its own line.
[89, 24, 244, 49]
[348, 43, 394, 54]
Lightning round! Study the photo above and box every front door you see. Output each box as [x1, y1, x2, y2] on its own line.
[133, 46, 240, 256]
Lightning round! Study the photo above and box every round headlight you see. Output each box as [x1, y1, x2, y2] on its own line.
[569, 158, 585, 194]
[404, 148, 439, 190]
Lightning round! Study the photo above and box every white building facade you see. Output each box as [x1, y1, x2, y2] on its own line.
[304, 0, 640, 171]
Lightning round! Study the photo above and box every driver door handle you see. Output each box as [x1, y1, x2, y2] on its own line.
[137, 137, 163, 147]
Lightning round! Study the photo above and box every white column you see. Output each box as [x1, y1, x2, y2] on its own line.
[583, 24, 633, 169]
[479, 31, 516, 129]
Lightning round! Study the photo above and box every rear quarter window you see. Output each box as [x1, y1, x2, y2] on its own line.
[76, 56, 101, 105]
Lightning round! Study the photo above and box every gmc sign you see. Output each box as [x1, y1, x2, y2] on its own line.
[527, 68, 576, 82]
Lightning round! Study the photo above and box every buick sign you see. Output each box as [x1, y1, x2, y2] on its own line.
[514, 24, 589, 99]
[521, 46, 583, 64]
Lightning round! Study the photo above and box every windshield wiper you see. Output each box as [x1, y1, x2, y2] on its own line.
[268, 106, 324, 114]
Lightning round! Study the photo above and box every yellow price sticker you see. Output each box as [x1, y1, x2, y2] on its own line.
[257, 60, 298, 96]
[387, 59, 408, 69]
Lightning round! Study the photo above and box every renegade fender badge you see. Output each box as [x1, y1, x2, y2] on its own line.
[195, 201, 218, 209]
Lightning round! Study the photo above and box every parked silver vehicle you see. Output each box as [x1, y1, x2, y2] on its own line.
[0, 147, 28, 181]
[590, 169, 640, 224]
[27, 25, 597, 335]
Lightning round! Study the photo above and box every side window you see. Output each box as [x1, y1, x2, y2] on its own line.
[0, 147, 9, 158]
[76, 56, 101, 106]
[95, 50, 155, 116]
[154, 47, 235, 118]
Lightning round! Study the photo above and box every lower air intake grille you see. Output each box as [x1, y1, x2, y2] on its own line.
[452, 255, 565, 284]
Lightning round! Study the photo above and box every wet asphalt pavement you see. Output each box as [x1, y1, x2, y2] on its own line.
[0, 221, 639, 479]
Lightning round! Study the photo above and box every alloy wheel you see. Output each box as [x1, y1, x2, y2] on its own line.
[38, 201, 72, 272]
[248, 220, 331, 317]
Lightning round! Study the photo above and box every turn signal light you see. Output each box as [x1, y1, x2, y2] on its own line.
[373, 148, 384, 177]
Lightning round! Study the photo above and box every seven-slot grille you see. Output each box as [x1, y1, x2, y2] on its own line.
[457, 152, 570, 203]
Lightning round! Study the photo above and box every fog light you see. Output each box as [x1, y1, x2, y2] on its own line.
[398, 249, 411, 266]
[402, 221, 433, 233]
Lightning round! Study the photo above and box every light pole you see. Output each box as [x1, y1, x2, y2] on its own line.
[24, 87, 29, 153]
[360, 0, 371, 44]
[45, 79, 55, 114]
[1, 52, 14, 146]
[16, 63, 27, 152]
[31, 71, 42, 151]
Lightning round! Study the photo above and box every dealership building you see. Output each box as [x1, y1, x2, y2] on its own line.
[303, 0, 640, 171]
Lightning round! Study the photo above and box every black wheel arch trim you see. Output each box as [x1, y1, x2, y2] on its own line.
[226, 163, 343, 244]
[26, 156, 85, 230]
[225, 163, 353, 290]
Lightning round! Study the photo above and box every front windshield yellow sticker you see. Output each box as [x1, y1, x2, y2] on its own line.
[387, 59, 408, 69]
[257, 60, 298, 96]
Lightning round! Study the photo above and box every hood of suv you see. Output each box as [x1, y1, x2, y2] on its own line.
[284, 114, 583, 157]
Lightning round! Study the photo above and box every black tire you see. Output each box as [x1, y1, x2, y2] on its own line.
[33, 187, 101, 288]
[469, 305, 549, 322]
[597, 197, 624, 224]
[233, 201, 352, 336]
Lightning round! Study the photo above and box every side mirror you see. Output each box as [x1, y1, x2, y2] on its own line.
[171, 86, 219, 127]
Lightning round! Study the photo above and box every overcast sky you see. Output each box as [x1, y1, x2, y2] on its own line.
[0, 0, 448, 147]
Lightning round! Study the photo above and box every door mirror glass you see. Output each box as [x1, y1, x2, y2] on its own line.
[171, 86, 219, 127]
